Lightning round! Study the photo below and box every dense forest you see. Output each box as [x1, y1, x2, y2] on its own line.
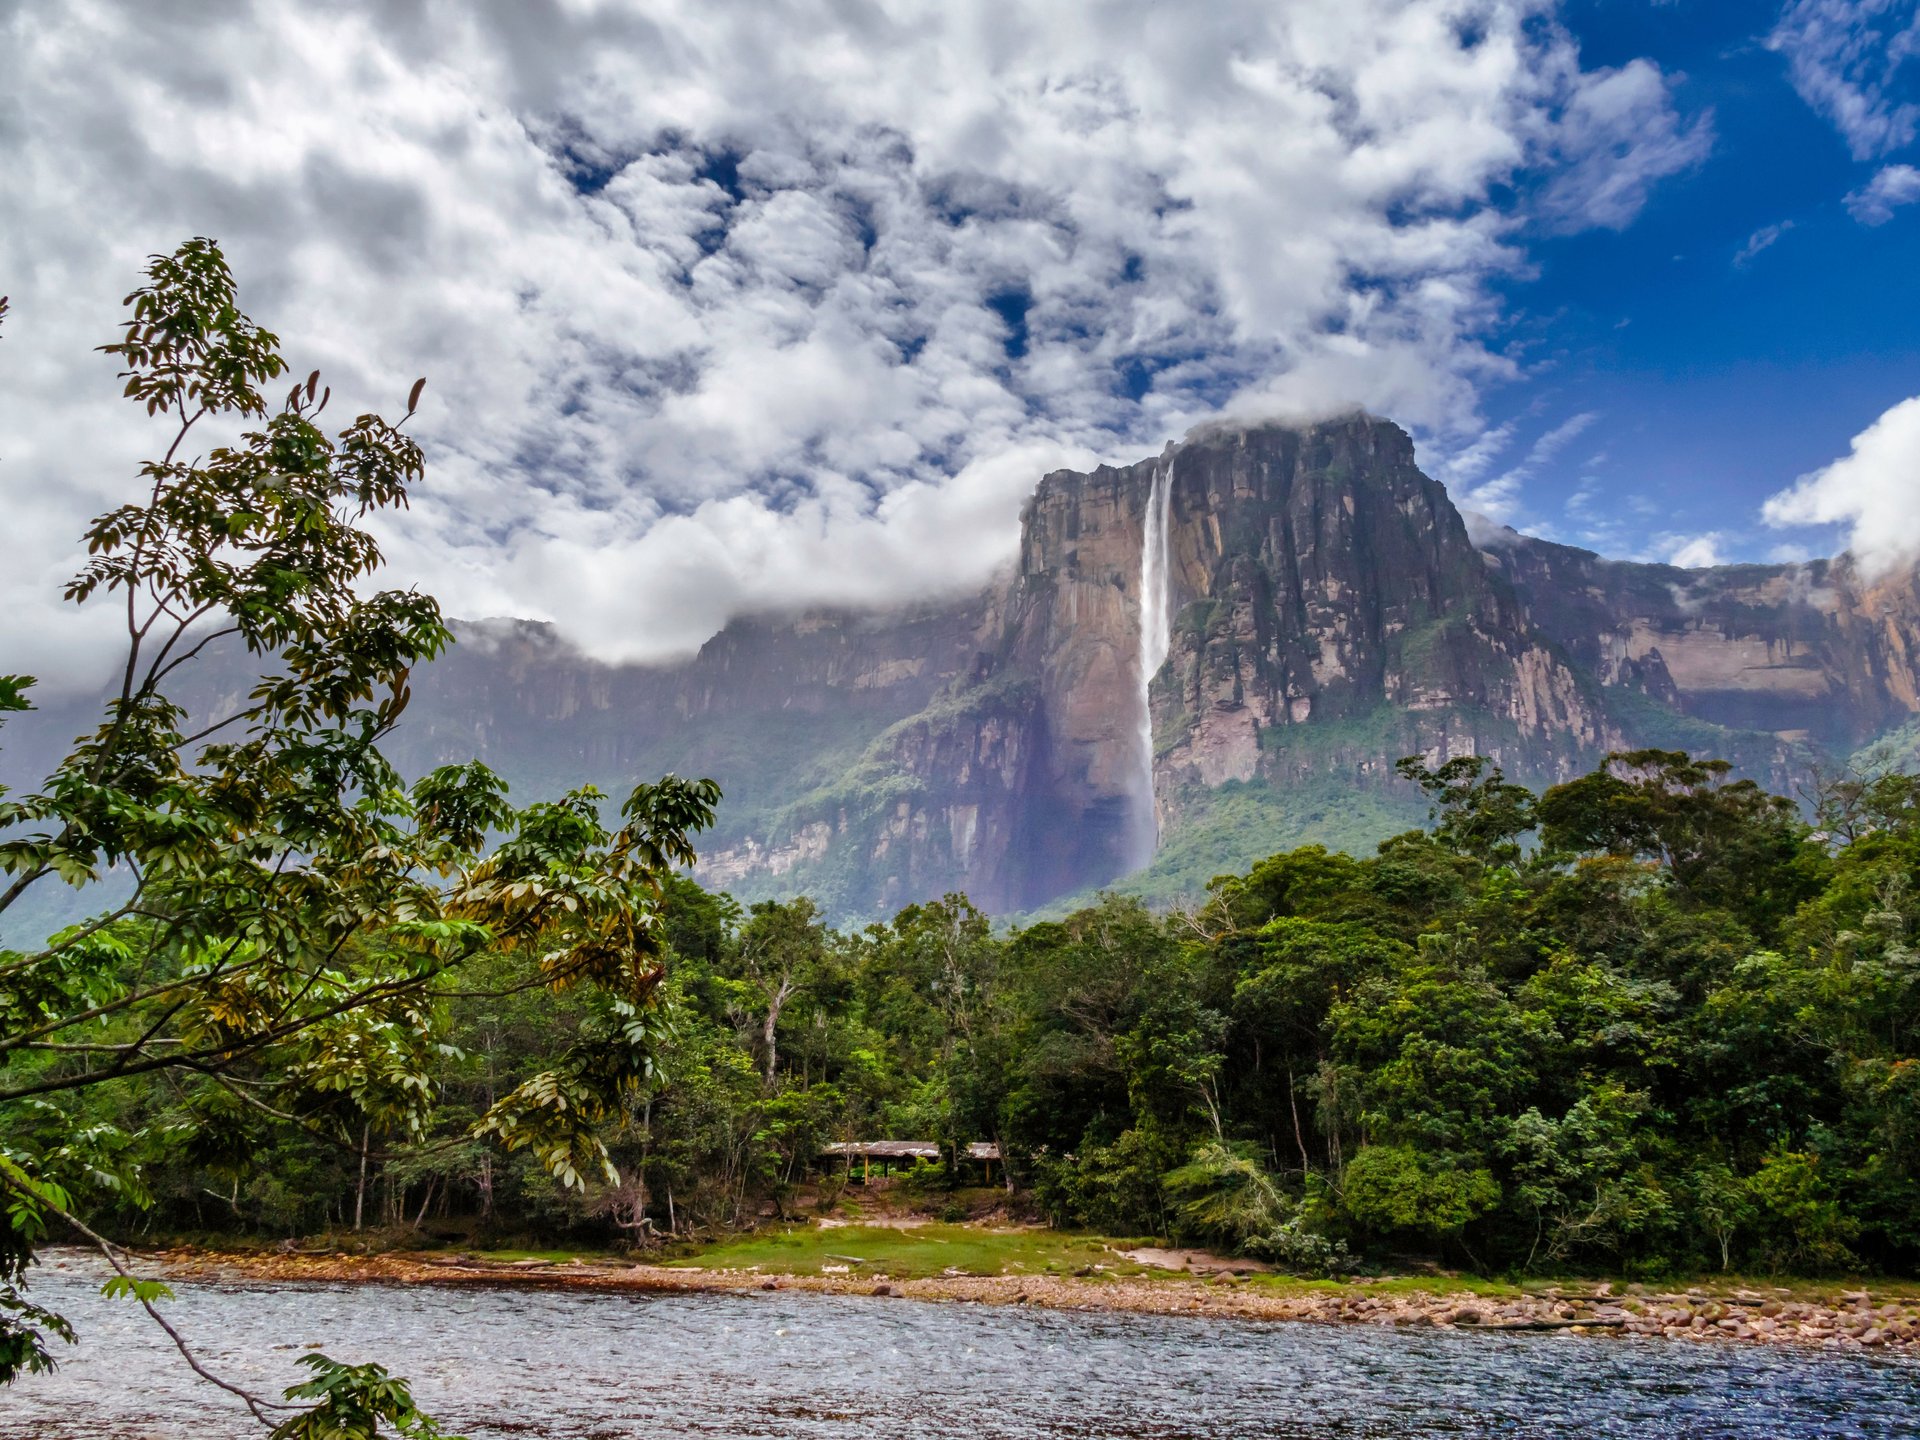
[5, 244, 1920, 1429]
[40, 747, 1920, 1282]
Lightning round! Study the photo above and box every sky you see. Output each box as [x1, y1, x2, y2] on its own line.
[2, 0, 1917, 684]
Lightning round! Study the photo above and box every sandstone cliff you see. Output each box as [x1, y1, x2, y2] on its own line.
[1481, 530, 1920, 748]
[656, 415, 1919, 918]
[18, 414, 1910, 928]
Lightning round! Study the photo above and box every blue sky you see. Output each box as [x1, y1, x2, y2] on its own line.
[1469, 0, 1920, 565]
[3, 1, 1918, 680]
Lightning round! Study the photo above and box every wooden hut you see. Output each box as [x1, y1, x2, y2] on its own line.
[818, 1140, 1002, 1183]
[819, 1140, 939, 1181]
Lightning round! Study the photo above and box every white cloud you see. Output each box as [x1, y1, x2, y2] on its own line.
[1766, 0, 1920, 161]
[1734, 220, 1795, 265]
[1535, 58, 1713, 230]
[0, 0, 1709, 681]
[1762, 393, 1920, 577]
[1456, 410, 1598, 522]
[1663, 533, 1726, 569]
[1845, 161, 1920, 221]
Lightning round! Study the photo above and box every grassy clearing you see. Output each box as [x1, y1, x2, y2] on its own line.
[656, 1225, 1920, 1301]
[442, 1227, 1920, 1302]
[187, 1226, 1920, 1303]
[459, 1247, 620, 1264]
[659, 1222, 1159, 1280]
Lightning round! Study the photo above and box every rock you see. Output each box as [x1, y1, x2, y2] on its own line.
[343, 413, 1920, 922]
[872, 1283, 893, 1297]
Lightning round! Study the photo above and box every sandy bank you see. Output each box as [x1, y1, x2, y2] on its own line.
[140, 1247, 1920, 1355]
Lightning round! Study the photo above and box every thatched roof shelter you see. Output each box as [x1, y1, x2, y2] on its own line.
[816, 1140, 1002, 1179]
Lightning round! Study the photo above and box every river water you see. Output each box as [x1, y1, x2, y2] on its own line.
[3, 1257, 1917, 1438]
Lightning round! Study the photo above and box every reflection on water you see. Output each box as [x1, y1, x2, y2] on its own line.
[4, 1256, 1918, 1439]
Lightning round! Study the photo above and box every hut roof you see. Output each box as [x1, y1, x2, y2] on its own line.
[817, 1140, 1002, 1161]
[819, 1140, 940, 1160]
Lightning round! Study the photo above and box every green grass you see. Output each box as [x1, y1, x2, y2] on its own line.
[662, 1222, 1153, 1280]
[653, 1224, 1920, 1302]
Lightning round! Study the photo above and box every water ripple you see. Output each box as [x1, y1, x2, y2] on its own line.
[3, 1258, 1916, 1438]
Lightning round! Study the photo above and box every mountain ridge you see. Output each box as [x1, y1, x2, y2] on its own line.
[7, 413, 1917, 928]
[377, 412, 1920, 920]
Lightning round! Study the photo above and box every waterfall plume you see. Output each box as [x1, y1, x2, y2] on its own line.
[1133, 456, 1173, 869]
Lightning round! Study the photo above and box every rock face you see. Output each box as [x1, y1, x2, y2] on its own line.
[1127, 422, 1613, 827]
[1480, 529, 1920, 748]
[962, 418, 1622, 905]
[19, 413, 1910, 924]
[390, 414, 1920, 918]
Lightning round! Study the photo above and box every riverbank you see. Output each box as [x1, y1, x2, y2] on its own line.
[135, 1229, 1920, 1355]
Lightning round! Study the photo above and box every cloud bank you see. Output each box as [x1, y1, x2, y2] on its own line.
[1767, 0, 1920, 161]
[1763, 394, 1920, 577]
[1, 0, 1708, 680]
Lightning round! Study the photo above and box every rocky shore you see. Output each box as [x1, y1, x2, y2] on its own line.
[144, 1248, 1920, 1355]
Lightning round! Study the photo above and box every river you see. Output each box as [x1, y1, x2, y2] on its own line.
[3, 1257, 1916, 1438]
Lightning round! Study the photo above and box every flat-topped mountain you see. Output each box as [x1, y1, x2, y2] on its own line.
[366, 413, 1918, 918]
[10, 414, 1916, 926]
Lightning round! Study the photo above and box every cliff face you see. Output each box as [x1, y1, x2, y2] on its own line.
[957, 418, 1619, 900]
[19, 413, 1909, 928]
[377, 415, 1920, 920]
[1482, 532, 1920, 748]
[379, 597, 997, 874]
[1132, 422, 1611, 813]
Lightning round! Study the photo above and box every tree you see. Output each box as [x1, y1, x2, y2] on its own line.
[1537, 749, 1824, 938]
[1395, 754, 1537, 865]
[0, 242, 718, 1429]
[727, 897, 830, 1087]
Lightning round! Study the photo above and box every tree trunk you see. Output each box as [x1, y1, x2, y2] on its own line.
[413, 1176, 437, 1230]
[1287, 1070, 1312, 1175]
[353, 1125, 370, 1232]
[762, 976, 794, 1087]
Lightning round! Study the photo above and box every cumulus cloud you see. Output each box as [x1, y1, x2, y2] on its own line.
[1766, 0, 1920, 160]
[1663, 533, 1726, 569]
[0, 0, 1709, 681]
[1845, 161, 1920, 221]
[1763, 394, 1920, 577]
[1734, 220, 1795, 265]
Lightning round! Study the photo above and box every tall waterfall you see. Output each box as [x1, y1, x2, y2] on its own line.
[1134, 457, 1173, 867]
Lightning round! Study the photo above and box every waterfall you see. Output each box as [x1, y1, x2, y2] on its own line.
[1134, 457, 1173, 867]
